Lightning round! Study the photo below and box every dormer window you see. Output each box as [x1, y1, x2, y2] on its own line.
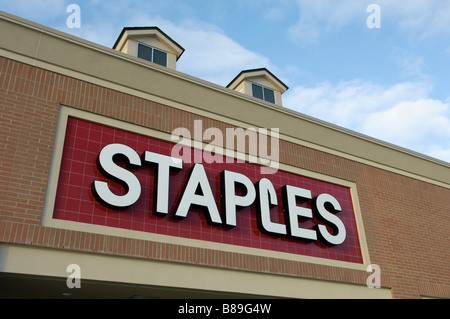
[227, 68, 288, 106]
[251, 82, 275, 104]
[113, 27, 184, 70]
[137, 42, 167, 67]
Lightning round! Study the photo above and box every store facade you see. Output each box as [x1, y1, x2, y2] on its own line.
[1, 11, 449, 299]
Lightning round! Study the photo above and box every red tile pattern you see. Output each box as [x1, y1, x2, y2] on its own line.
[53, 116, 363, 263]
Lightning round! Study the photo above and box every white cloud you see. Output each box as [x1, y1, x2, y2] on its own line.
[283, 80, 450, 163]
[174, 24, 273, 86]
[428, 145, 450, 163]
[287, 0, 366, 45]
[118, 15, 275, 86]
[61, 22, 120, 48]
[283, 80, 430, 127]
[362, 99, 450, 149]
[46, 4, 274, 86]
[287, 0, 450, 44]
[394, 53, 430, 82]
[263, 7, 285, 21]
[1, 0, 67, 20]
[379, 0, 450, 38]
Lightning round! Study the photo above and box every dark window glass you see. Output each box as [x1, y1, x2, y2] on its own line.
[252, 83, 264, 100]
[137, 43, 152, 62]
[252, 83, 275, 103]
[263, 87, 275, 103]
[153, 48, 167, 67]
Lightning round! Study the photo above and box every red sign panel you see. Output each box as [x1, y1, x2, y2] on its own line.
[53, 116, 363, 263]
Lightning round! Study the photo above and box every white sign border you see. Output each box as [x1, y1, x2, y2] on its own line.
[42, 105, 371, 271]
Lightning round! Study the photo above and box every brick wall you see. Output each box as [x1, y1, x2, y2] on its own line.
[1, 57, 449, 298]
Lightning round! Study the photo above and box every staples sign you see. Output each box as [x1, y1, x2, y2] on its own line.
[53, 117, 363, 263]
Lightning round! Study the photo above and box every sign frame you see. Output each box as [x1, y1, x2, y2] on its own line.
[42, 105, 371, 270]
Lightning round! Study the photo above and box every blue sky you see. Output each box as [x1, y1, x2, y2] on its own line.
[2, 0, 450, 163]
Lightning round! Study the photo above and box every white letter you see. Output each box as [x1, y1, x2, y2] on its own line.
[256, 178, 286, 235]
[93, 143, 141, 208]
[203, 127, 224, 164]
[283, 185, 317, 241]
[222, 170, 256, 227]
[66, 4, 81, 29]
[366, 4, 381, 29]
[174, 164, 222, 224]
[171, 127, 191, 163]
[225, 127, 258, 163]
[193, 120, 203, 163]
[258, 128, 279, 174]
[313, 193, 346, 245]
[66, 264, 81, 288]
[367, 264, 381, 288]
[143, 151, 183, 215]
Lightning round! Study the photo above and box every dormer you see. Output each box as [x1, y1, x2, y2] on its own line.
[113, 27, 184, 70]
[227, 68, 288, 106]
